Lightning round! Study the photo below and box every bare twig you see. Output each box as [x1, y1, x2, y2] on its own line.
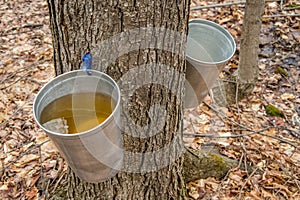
[189, 118, 198, 135]
[202, 101, 248, 129]
[199, 102, 300, 150]
[0, 59, 52, 89]
[235, 81, 241, 116]
[184, 131, 255, 138]
[2, 140, 33, 155]
[245, 134, 300, 192]
[191, 1, 246, 10]
[257, 132, 299, 149]
[240, 138, 249, 175]
[183, 126, 271, 138]
[238, 152, 244, 169]
[263, 13, 300, 18]
[280, 0, 284, 10]
[190, 2, 300, 19]
[190, 0, 282, 10]
[284, 6, 300, 10]
[0, 70, 32, 90]
[51, 169, 67, 193]
[0, 140, 50, 172]
[238, 167, 258, 200]
[45, 180, 51, 199]
[0, 24, 43, 37]
[0, 104, 25, 128]
[20, 23, 44, 29]
[219, 78, 237, 84]
[0, 63, 35, 84]
[8, 23, 43, 32]
[215, 168, 234, 196]
[274, 177, 292, 196]
[294, 179, 300, 191]
[38, 145, 46, 198]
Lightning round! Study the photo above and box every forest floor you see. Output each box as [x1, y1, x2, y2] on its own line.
[0, 0, 299, 199]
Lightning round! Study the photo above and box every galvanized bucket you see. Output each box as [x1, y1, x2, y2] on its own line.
[185, 19, 236, 108]
[33, 70, 123, 183]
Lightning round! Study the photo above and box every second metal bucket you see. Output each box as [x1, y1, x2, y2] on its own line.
[185, 19, 236, 108]
[33, 70, 123, 183]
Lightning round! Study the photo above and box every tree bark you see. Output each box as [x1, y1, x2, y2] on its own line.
[238, 0, 265, 84]
[212, 0, 265, 106]
[47, 0, 190, 199]
[46, 147, 239, 199]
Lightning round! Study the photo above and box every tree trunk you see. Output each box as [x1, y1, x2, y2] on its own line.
[239, 0, 265, 84]
[212, 0, 265, 106]
[47, 0, 190, 199]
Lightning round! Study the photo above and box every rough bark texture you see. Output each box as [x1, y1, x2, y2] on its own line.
[238, 0, 265, 84]
[211, 0, 265, 106]
[46, 147, 239, 199]
[47, 0, 190, 199]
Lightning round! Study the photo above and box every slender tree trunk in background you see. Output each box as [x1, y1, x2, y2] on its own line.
[237, 0, 265, 96]
[212, 0, 265, 105]
[47, 0, 190, 199]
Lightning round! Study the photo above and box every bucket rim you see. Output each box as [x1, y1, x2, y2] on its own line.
[186, 18, 236, 65]
[33, 69, 121, 137]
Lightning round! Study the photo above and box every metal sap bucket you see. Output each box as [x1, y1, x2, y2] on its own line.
[33, 70, 123, 183]
[185, 19, 236, 108]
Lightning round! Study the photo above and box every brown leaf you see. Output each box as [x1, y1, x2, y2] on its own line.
[0, 184, 9, 191]
[14, 154, 39, 167]
[24, 187, 38, 200]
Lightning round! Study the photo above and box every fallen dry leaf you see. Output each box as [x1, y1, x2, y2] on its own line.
[13, 154, 40, 167]
[281, 93, 295, 101]
[0, 185, 8, 191]
[1, 1, 300, 200]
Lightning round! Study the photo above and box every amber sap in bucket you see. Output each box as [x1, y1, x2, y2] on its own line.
[33, 70, 123, 182]
[40, 92, 115, 134]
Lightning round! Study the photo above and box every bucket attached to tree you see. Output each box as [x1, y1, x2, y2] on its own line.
[33, 70, 123, 183]
[184, 19, 236, 108]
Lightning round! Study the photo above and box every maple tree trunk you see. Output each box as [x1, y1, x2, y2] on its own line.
[47, 0, 190, 199]
[46, 1, 241, 199]
[212, 0, 265, 105]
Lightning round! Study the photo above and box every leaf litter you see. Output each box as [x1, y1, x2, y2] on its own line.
[0, 0, 299, 199]
[185, 0, 300, 199]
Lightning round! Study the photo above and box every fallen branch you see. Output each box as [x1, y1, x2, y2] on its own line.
[38, 145, 46, 198]
[190, 2, 300, 19]
[0, 140, 50, 173]
[190, 0, 282, 10]
[257, 132, 300, 150]
[0, 64, 33, 84]
[0, 30, 36, 37]
[200, 102, 300, 150]
[0, 104, 25, 128]
[183, 128, 267, 138]
[280, 0, 283, 10]
[0, 24, 43, 37]
[0, 59, 51, 90]
[263, 13, 300, 18]
[191, 1, 246, 10]
[238, 167, 258, 199]
[9, 23, 44, 31]
[284, 6, 300, 10]
[0, 71, 32, 90]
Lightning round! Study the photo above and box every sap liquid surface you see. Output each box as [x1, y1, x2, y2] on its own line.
[40, 92, 114, 134]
